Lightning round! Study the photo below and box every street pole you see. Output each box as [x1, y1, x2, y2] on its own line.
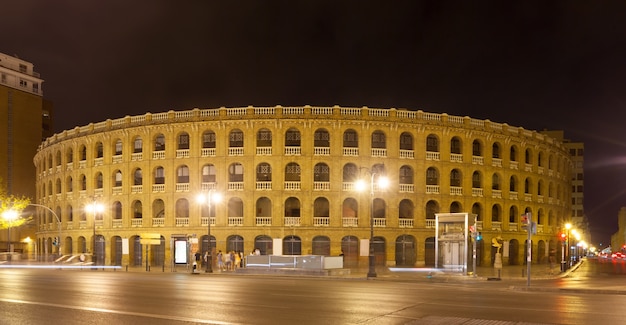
[367, 173, 376, 278]
[206, 189, 213, 273]
[28, 204, 62, 257]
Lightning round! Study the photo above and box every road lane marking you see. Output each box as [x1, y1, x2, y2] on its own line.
[0, 297, 233, 324]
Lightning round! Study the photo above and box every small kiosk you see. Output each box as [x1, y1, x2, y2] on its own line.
[435, 212, 476, 275]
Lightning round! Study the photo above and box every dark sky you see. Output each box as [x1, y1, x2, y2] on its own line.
[3, 1, 626, 247]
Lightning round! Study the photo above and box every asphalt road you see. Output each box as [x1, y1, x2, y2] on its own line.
[0, 258, 625, 325]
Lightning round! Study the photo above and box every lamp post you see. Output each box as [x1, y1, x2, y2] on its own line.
[28, 204, 62, 257]
[198, 190, 221, 273]
[565, 223, 571, 268]
[86, 200, 104, 265]
[2, 209, 18, 262]
[356, 169, 389, 278]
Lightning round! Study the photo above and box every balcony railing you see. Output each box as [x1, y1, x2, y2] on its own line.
[284, 147, 301, 156]
[342, 218, 358, 227]
[313, 181, 330, 190]
[373, 218, 386, 227]
[229, 217, 244, 226]
[255, 217, 272, 226]
[426, 151, 440, 160]
[256, 147, 272, 155]
[201, 148, 216, 157]
[152, 218, 165, 227]
[200, 217, 215, 227]
[398, 218, 414, 228]
[256, 181, 272, 190]
[313, 217, 330, 226]
[425, 219, 435, 228]
[176, 218, 189, 227]
[131, 219, 143, 227]
[343, 147, 359, 156]
[284, 181, 301, 190]
[285, 217, 300, 226]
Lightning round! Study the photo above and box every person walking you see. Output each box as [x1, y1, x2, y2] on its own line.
[217, 250, 224, 271]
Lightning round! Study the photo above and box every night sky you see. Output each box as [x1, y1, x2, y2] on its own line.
[3, 1, 626, 247]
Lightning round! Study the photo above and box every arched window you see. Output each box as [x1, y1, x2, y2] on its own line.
[313, 163, 329, 182]
[114, 139, 123, 155]
[228, 163, 244, 182]
[472, 139, 482, 156]
[256, 129, 272, 147]
[178, 132, 190, 150]
[371, 130, 386, 149]
[343, 129, 358, 148]
[285, 163, 301, 181]
[177, 165, 190, 183]
[256, 163, 272, 181]
[450, 169, 462, 187]
[154, 167, 165, 184]
[133, 136, 143, 153]
[472, 171, 481, 188]
[426, 134, 439, 152]
[492, 143, 501, 159]
[132, 200, 143, 219]
[113, 201, 122, 219]
[133, 169, 142, 185]
[229, 129, 244, 147]
[154, 134, 165, 151]
[399, 132, 413, 150]
[492, 173, 500, 190]
[426, 167, 439, 185]
[113, 170, 122, 187]
[202, 130, 216, 148]
[285, 128, 301, 147]
[202, 164, 216, 183]
[314, 128, 330, 148]
[450, 137, 462, 154]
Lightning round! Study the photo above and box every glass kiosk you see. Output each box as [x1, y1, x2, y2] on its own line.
[435, 213, 476, 275]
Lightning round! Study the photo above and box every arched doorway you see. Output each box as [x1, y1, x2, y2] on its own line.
[509, 239, 519, 265]
[283, 235, 301, 255]
[227, 235, 244, 254]
[373, 236, 386, 266]
[341, 236, 359, 267]
[395, 235, 416, 266]
[94, 235, 105, 266]
[312, 236, 331, 256]
[537, 240, 546, 264]
[111, 236, 122, 266]
[425, 237, 435, 266]
[151, 236, 165, 267]
[254, 235, 272, 255]
[131, 235, 142, 266]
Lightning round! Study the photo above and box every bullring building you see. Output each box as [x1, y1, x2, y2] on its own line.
[34, 106, 572, 269]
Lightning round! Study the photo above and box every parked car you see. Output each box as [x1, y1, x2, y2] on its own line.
[611, 252, 625, 259]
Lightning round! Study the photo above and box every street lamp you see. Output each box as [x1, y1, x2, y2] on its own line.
[28, 204, 62, 257]
[356, 169, 389, 278]
[565, 223, 572, 267]
[197, 190, 221, 273]
[86, 201, 104, 265]
[2, 209, 18, 262]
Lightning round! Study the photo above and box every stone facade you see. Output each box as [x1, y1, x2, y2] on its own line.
[34, 106, 572, 267]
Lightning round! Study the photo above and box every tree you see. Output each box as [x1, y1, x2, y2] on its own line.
[0, 181, 32, 230]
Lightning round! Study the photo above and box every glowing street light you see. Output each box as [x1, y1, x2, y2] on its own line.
[2, 209, 18, 262]
[86, 201, 104, 265]
[197, 190, 221, 273]
[356, 168, 389, 278]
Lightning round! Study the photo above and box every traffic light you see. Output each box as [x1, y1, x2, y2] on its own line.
[476, 232, 482, 241]
[559, 233, 566, 242]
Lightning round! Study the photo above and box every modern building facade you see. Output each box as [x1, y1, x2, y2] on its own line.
[33, 106, 573, 269]
[1, 52, 50, 254]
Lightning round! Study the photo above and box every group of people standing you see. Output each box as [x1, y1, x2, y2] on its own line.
[216, 250, 244, 271]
